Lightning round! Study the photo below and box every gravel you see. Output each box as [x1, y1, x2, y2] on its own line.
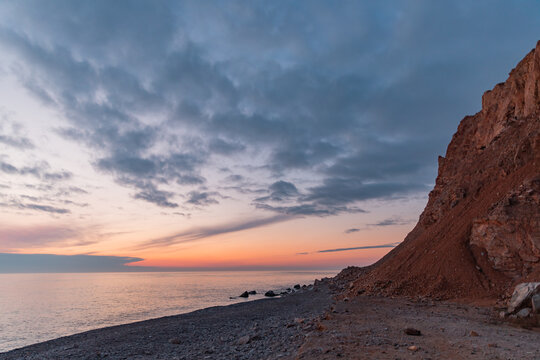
[0, 285, 332, 360]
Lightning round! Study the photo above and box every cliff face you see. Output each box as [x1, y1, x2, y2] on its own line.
[349, 42, 540, 301]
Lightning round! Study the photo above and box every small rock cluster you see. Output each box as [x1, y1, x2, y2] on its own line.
[501, 282, 540, 319]
[234, 284, 312, 299]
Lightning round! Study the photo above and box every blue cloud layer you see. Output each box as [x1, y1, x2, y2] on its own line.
[0, 0, 539, 223]
[0, 253, 142, 273]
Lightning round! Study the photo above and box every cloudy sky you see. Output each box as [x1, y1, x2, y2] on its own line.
[0, 1, 539, 271]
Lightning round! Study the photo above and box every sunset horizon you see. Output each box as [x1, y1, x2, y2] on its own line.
[1, 2, 539, 357]
[2, 2, 537, 273]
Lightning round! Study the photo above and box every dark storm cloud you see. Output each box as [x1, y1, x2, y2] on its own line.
[1, 0, 540, 213]
[137, 214, 292, 249]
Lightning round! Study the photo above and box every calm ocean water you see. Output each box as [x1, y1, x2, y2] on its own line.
[0, 270, 337, 352]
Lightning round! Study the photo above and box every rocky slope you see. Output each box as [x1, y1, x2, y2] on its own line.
[347, 41, 540, 302]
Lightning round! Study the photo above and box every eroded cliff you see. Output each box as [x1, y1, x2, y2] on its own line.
[347, 41, 540, 301]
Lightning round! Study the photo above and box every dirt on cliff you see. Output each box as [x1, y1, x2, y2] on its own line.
[344, 41, 540, 304]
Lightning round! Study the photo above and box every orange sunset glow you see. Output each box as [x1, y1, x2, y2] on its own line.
[1, 1, 536, 274]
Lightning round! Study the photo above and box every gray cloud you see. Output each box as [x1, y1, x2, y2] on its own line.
[0, 160, 72, 182]
[255, 202, 366, 217]
[0, 199, 70, 214]
[368, 217, 415, 227]
[304, 179, 427, 207]
[0, 116, 35, 149]
[0, 225, 77, 245]
[318, 243, 400, 253]
[345, 217, 415, 233]
[54, 186, 89, 197]
[0, 161, 17, 174]
[295, 242, 401, 255]
[253, 180, 370, 216]
[0, 180, 89, 216]
[137, 214, 292, 249]
[0, 224, 99, 251]
[224, 174, 244, 183]
[209, 138, 246, 155]
[20, 203, 70, 214]
[0, 134, 34, 149]
[43, 171, 72, 181]
[0, 253, 143, 273]
[133, 185, 178, 208]
[186, 191, 220, 206]
[1, 0, 539, 216]
[255, 180, 299, 202]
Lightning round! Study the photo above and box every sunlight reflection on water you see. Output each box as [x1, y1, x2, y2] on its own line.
[0, 270, 337, 352]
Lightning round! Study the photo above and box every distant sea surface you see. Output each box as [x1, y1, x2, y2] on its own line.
[0, 270, 338, 352]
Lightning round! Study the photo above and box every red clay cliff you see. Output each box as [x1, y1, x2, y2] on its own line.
[347, 41, 540, 302]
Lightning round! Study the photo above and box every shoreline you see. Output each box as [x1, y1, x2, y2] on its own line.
[0, 270, 338, 354]
[0, 283, 333, 360]
[2, 278, 540, 359]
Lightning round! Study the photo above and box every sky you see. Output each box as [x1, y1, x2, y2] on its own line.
[0, 0, 539, 272]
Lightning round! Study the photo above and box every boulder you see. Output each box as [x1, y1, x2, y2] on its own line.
[294, 284, 301, 289]
[264, 290, 277, 297]
[508, 282, 540, 313]
[516, 308, 532, 318]
[239, 291, 249, 298]
[532, 294, 540, 313]
[248, 290, 257, 295]
[404, 328, 422, 336]
[236, 335, 250, 345]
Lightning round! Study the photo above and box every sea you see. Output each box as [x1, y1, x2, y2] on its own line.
[0, 270, 338, 352]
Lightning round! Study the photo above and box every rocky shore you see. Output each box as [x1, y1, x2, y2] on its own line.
[2, 278, 540, 360]
[0, 282, 332, 360]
